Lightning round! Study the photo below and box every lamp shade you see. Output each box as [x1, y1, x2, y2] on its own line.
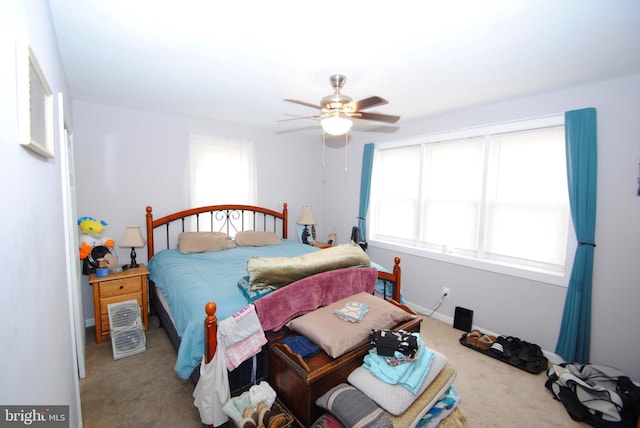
[120, 226, 146, 248]
[321, 116, 353, 136]
[296, 206, 317, 225]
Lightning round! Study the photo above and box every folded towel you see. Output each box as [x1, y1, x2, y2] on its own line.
[363, 334, 434, 395]
[219, 304, 262, 348]
[223, 331, 267, 371]
[334, 301, 369, 323]
[237, 276, 274, 302]
[417, 386, 461, 428]
[249, 381, 276, 409]
[281, 336, 321, 358]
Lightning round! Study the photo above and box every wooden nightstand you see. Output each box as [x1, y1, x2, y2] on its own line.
[89, 264, 149, 344]
[312, 241, 332, 249]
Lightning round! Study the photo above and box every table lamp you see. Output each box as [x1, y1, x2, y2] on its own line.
[120, 225, 146, 268]
[296, 206, 317, 245]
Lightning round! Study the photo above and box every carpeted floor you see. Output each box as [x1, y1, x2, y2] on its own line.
[80, 316, 202, 427]
[80, 315, 587, 427]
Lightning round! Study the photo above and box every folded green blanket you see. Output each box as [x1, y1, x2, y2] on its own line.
[247, 242, 370, 289]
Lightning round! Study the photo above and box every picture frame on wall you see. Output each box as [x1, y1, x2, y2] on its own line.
[16, 42, 54, 159]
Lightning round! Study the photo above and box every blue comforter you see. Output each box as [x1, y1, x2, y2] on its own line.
[148, 239, 393, 379]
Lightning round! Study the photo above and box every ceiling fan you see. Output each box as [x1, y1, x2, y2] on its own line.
[279, 74, 401, 135]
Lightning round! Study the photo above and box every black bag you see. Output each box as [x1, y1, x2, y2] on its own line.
[545, 363, 640, 428]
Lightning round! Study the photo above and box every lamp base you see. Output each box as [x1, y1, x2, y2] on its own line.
[301, 225, 311, 245]
[129, 247, 139, 269]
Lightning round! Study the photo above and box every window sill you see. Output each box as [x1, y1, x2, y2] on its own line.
[369, 239, 569, 287]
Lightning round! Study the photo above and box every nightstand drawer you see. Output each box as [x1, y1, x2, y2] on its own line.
[99, 276, 142, 298]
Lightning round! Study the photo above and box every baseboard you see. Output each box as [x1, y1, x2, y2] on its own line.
[85, 318, 95, 328]
[406, 301, 564, 367]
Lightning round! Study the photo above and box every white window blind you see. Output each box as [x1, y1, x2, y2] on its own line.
[484, 127, 569, 267]
[189, 135, 257, 207]
[370, 118, 570, 278]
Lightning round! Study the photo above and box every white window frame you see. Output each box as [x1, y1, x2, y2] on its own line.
[369, 115, 575, 286]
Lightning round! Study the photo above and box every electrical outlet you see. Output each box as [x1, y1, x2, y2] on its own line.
[442, 287, 450, 298]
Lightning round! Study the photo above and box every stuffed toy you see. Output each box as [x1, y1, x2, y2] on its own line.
[78, 216, 114, 259]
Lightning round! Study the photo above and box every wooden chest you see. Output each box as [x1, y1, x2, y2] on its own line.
[267, 305, 422, 427]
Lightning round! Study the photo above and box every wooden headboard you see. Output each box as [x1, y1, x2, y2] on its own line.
[145, 203, 288, 261]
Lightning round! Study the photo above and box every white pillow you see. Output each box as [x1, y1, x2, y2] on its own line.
[234, 231, 281, 246]
[287, 292, 417, 358]
[176, 232, 235, 254]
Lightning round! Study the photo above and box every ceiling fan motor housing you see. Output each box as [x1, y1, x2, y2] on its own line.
[321, 93, 353, 112]
[321, 74, 352, 112]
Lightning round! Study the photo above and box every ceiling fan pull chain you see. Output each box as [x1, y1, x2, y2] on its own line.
[344, 132, 348, 172]
[322, 131, 326, 169]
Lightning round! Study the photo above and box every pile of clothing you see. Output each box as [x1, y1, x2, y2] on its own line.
[193, 304, 268, 427]
[219, 304, 267, 370]
[313, 329, 464, 428]
[223, 381, 290, 428]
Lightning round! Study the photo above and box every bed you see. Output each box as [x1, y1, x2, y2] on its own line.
[144, 203, 404, 390]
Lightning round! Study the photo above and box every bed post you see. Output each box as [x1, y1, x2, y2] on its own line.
[146, 206, 154, 261]
[204, 302, 218, 364]
[282, 203, 288, 239]
[392, 256, 401, 302]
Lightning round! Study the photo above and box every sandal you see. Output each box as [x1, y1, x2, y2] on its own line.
[476, 334, 497, 351]
[241, 407, 259, 428]
[267, 413, 288, 428]
[257, 402, 273, 427]
[497, 336, 522, 357]
[489, 336, 507, 356]
[518, 341, 543, 361]
[464, 329, 482, 347]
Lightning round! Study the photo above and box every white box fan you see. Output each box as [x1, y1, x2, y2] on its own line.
[107, 300, 146, 360]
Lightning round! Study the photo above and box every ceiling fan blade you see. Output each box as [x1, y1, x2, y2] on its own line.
[284, 98, 322, 109]
[277, 114, 321, 122]
[276, 125, 321, 134]
[351, 118, 399, 133]
[360, 125, 400, 133]
[358, 111, 401, 123]
[347, 96, 388, 111]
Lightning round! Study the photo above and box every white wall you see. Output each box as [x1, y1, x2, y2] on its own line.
[321, 73, 640, 382]
[0, 0, 81, 425]
[73, 102, 324, 323]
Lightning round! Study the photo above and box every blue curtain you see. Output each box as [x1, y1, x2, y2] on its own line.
[555, 108, 597, 363]
[358, 143, 375, 240]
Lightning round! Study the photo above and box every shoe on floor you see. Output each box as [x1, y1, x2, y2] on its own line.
[518, 341, 543, 361]
[271, 414, 289, 428]
[241, 408, 258, 428]
[464, 329, 483, 347]
[476, 335, 497, 351]
[497, 336, 522, 357]
[257, 402, 273, 427]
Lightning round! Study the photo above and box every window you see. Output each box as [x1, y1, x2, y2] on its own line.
[370, 116, 571, 282]
[189, 135, 257, 207]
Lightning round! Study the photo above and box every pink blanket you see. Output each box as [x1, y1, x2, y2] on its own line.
[254, 267, 378, 332]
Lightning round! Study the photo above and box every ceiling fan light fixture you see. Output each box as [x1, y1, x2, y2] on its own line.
[321, 115, 353, 136]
